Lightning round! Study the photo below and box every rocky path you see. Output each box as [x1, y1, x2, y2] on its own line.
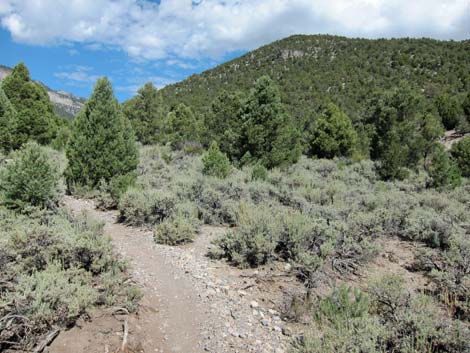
[50, 197, 292, 353]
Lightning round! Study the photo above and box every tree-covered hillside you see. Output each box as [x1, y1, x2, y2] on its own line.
[160, 35, 470, 123]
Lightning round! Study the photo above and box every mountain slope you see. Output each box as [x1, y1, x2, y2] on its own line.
[160, 35, 470, 122]
[0, 65, 85, 119]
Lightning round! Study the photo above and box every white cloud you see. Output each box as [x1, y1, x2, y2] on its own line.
[55, 65, 100, 84]
[1, 0, 469, 61]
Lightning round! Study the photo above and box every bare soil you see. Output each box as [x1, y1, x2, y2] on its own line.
[49, 197, 295, 353]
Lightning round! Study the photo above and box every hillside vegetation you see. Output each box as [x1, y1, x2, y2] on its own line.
[160, 35, 469, 124]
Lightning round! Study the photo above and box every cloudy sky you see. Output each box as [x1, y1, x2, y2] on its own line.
[1, 0, 469, 100]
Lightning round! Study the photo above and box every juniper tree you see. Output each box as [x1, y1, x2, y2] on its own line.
[202, 141, 231, 178]
[2, 62, 60, 145]
[122, 82, 165, 144]
[241, 76, 301, 168]
[205, 90, 245, 159]
[66, 77, 139, 189]
[166, 103, 202, 148]
[435, 94, 462, 130]
[450, 136, 470, 177]
[426, 143, 461, 189]
[307, 103, 357, 159]
[366, 83, 444, 179]
[0, 85, 17, 153]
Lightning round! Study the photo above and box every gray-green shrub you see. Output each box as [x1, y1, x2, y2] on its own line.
[154, 213, 200, 245]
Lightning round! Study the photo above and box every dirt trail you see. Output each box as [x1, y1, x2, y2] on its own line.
[50, 197, 291, 353]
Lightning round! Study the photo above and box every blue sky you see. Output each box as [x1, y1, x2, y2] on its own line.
[1, 27, 239, 101]
[1, 0, 468, 102]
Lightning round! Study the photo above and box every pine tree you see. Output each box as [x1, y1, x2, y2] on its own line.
[307, 103, 357, 159]
[122, 82, 165, 144]
[202, 141, 231, 178]
[65, 77, 139, 189]
[0, 85, 18, 153]
[241, 76, 301, 168]
[2, 62, 60, 145]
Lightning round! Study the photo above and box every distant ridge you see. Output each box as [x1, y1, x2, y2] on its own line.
[0, 64, 85, 119]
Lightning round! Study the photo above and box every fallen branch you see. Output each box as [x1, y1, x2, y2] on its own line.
[33, 328, 60, 353]
[120, 319, 129, 352]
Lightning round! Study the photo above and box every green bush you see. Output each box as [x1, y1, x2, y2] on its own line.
[450, 136, 470, 177]
[368, 274, 468, 353]
[7, 262, 98, 328]
[153, 213, 200, 245]
[0, 142, 61, 210]
[293, 286, 385, 353]
[211, 203, 282, 267]
[295, 277, 469, 353]
[0, 208, 140, 349]
[251, 163, 268, 181]
[429, 232, 470, 320]
[96, 173, 136, 210]
[202, 141, 231, 178]
[401, 207, 453, 248]
[118, 188, 176, 226]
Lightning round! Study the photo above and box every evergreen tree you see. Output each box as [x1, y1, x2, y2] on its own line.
[166, 103, 202, 148]
[2, 62, 60, 145]
[66, 77, 139, 189]
[0, 85, 17, 153]
[122, 82, 165, 144]
[241, 76, 301, 168]
[0, 142, 61, 209]
[366, 83, 444, 179]
[307, 103, 357, 158]
[457, 92, 470, 133]
[435, 94, 462, 130]
[205, 90, 245, 159]
[450, 136, 470, 177]
[202, 141, 231, 178]
[425, 143, 461, 189]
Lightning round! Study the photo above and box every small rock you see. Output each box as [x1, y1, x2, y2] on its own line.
[250, 300, 259, 308]
[261, 318, 270, 326]
[268, 309, 278, 316]
[282, 327, 292, 336]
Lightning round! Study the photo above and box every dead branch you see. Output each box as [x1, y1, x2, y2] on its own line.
[33, 328, 60, 353]
[120, 319, 129, 352]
